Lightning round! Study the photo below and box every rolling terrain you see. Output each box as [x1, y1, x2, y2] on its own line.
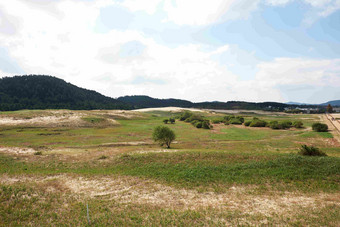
[0, 108, 339, 226]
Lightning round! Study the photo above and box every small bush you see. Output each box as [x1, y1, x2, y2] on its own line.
[229, 118, 242, 125]
[269, 121, 282, 129]
[236, 116, 244, 123]
[312, 123, 328, 132]
[224, 115, 244, 124]
[202, 121, 210, 129]
[195, 122, 203, 128]
[244, 121, 252, 126]
[188, 114, 203, 122]
[212, 119, 223, 124]
[179, 111, 193, 121]
[250, 119, 267, 127]
[163, 119, 169, 124]
[298, 145, 327, 156]
[169, 118, 175, 124]
[281, 120, 292, 129]
[191, 120, 199, 125]
[293, 121, 303, 128]
[99, 155, 108, 160]
[34, 151, 42, 155]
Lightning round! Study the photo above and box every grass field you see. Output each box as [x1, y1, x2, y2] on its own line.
[0, 109, 339, 226]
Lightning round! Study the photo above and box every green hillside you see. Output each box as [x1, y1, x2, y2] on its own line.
[0, 75, 131, 111]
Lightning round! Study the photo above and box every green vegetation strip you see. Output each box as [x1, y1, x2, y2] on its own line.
[1, 152, 339, 192]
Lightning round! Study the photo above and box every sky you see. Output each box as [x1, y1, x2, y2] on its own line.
[0, 0, 340, 103]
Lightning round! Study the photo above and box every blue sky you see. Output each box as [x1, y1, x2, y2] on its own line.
[0, 0, 339, 103]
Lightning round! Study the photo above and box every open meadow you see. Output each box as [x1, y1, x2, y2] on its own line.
[0, 108, 339, 226]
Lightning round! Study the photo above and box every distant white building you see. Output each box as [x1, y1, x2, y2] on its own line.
[296, 107, 319, 114]
[333, 107, 340, 113]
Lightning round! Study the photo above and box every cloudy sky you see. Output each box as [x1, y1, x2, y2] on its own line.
[0, 0, 340, 103]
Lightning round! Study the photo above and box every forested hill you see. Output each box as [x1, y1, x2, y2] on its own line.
[117, 95, 193, 109]
[0, 75, 131, 111]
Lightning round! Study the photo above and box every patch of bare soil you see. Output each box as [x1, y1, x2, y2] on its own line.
[136, 149, 179, 154]
[0, 113, 119, 127]
[133, 107, 206, 113]
[321, 115, 340, 144]
[0, 146, 37, 154]
[100, 141, 153, 147]
[1, 174, 338, 218]
[0, 114, 84, 127]
[89, 110, 143, 119]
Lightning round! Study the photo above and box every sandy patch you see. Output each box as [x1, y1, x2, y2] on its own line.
[136, 149, 179, 154]
[0, 146, 37, 154]
[89, 110, 142, 119]
[0, 114, 118, 127]
[133, 107, 206, 112]
[0, 115, 84, 127]
[99, 141, 153, 147]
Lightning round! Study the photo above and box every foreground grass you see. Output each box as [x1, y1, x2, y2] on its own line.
[1, 181, 339, 226]
[1, 151, 339, 192]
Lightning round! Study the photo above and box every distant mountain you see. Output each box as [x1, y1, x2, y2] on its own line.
[118, 95, 299, 111]
[117, 95, 193, 109]
[285, 102, 312, 105]
[0, 75, 131, 111]
[321, 100, 340, 106]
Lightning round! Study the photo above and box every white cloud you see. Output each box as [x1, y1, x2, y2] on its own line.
[118, 0, 260, 26]
[255, 58, 340, 87]
[0, 0, 339, 103]
[0, 0, 240, 101]
[162, 0, 235, 26]
[265, 0, 293, 6]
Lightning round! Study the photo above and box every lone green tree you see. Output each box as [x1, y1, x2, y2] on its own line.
[327, 104, 333, 113]
[152, 126, 176, 148]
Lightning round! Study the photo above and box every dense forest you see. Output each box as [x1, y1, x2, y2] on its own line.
[0, 75, 330, 111]
[117, 95, 193, 109]
[0, 75, 131, 111]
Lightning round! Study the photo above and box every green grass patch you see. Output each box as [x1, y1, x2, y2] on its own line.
[111, 152, 340, 192]
[212, 127, 283, 141]
[300, 131, 333, 138]
[1, 152, 338, 192]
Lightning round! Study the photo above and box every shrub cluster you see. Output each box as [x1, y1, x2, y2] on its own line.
[179, 111, 212, 129]
[249, 118, 267, 127]
[224, 115, 244, 125]
[245, 118, 304, 130]
[163, 118, 175, 124]
[298, 145, 327, 156]
[243, 117, 268, 127]
[268, 120, 294, 129]
[312, 123, 328, 132]
[212, 115, 244, 125]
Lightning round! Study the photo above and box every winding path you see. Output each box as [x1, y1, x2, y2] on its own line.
[323, 114, 340, 144]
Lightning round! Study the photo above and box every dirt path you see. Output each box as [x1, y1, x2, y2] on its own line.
[327, 114, 340, 132]
[322, 114, 340, 143]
